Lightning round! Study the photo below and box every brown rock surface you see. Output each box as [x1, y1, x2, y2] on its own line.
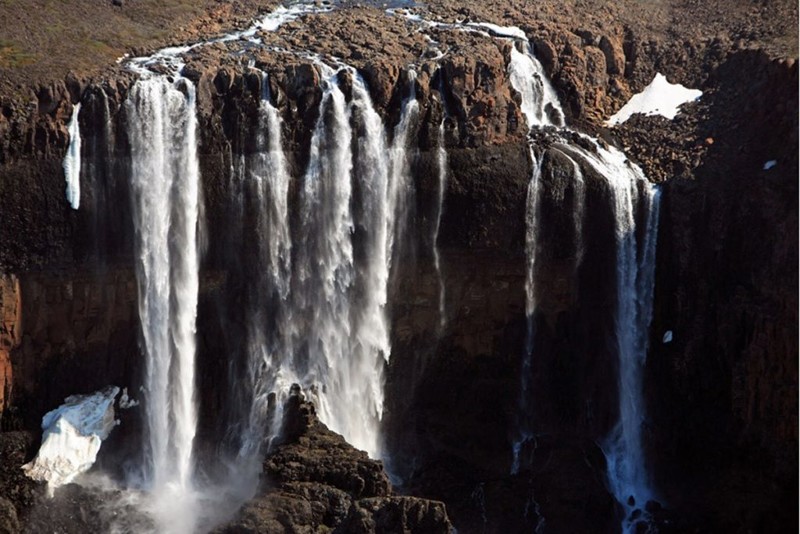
[0, 275, 21, 426]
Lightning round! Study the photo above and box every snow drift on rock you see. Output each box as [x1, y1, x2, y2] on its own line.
[23, 386, 119, 495]
[607, 73, 702, 126]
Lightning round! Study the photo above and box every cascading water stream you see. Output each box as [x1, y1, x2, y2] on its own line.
[433, 117, 448, 330]
[295, 64, 418, 458]
[479, 25, 661, 527]
[63, 102, 82, 210]
[232, 61, 417, 461]
[506, 38, 565, 473]
[235, 69, 294, 463]
[558, 140, 661, 531]
[125, 73, 201, 532]
[386, 70, 419, 270]
[432, 69, 450, 331]
[508, 45, 564, 128]
[291, 61, 357, 449]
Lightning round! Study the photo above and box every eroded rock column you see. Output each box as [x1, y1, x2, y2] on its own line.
[0, 274, 21, 426]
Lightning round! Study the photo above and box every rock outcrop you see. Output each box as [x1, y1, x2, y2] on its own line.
[0, 275, 21, 427]
[216, 389, 453, 534]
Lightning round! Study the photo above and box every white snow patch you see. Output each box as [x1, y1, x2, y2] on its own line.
[662, 330, 673, 344]
[606, 73, 702, 126]
[63, 103, 82, 210]
[763, 160, 777, 170]
[23, 386, 119, 495]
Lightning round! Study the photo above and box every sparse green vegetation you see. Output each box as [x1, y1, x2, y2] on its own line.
[0, 40, 35, 69]
[0, 0, 278, 98]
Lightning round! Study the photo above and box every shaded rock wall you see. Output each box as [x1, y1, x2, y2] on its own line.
[0, 275, 21, 427]
[645, 51, 798, 531]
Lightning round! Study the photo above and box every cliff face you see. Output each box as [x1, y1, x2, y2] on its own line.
[646, 51, 798, 531]
[0, 1, 797, 532]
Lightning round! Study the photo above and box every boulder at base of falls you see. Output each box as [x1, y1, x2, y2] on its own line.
[215, 389, 454, 534]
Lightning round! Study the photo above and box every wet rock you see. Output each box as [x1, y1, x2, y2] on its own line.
[0, 432, 39, 517]
[21, 483, 155, 534]
[0, 498, 19, 534]
[339, 497, 451, 534]
[217, 391, 453, 533]
[265, 395, 391, 499]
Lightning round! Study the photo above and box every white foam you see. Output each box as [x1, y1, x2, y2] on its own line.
[607, 73, 702, 126]
[466, 22, 527, 40]
[763, 160, 777, 170]
[118, 387, 140, 409]
[507, 46, 564, 128]
[662, 330, 673, 343]
[23, 386, 119, 495]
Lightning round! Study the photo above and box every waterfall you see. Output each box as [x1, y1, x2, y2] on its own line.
[63, 102, 82, 210]
[433, 118, 448, 330]
[230, 63, 418, 461]
[507, 44, 564, 128]
[292, 63, 359, 451]
[386, 70, 419, 268]
[606, 169, 660, 534]
[504, 35, 661, 525]
[223, 63, 413, 460]
[125, 74, 200, 508]
[237, 70, 294, 461]
[561, 140, 661, 531]
[607, 174, 661, 531]
[507, 39, 563, 473]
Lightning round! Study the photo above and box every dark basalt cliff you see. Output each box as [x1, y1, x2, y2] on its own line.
[0, 0, 797, 533]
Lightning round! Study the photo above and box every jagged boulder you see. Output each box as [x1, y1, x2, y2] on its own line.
[216, 389, 453, 534]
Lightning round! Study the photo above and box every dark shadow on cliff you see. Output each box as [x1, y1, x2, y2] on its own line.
[647, 49, 798, 531]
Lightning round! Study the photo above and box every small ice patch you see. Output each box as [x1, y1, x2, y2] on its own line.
[63, 103, 82, 210]
[23, 386, 119, 495]
[763, 160, 777, 170]
[606, 73, 702, 126]
[662, 330, 673, 344]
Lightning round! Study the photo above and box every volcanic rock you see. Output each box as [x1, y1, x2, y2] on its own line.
[216, 390, 452, 533]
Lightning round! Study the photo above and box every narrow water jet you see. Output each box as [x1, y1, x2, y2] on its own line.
[63, 102, 82, 210]
[506, 38, 564, 473]
[433, 117, 448, 330]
